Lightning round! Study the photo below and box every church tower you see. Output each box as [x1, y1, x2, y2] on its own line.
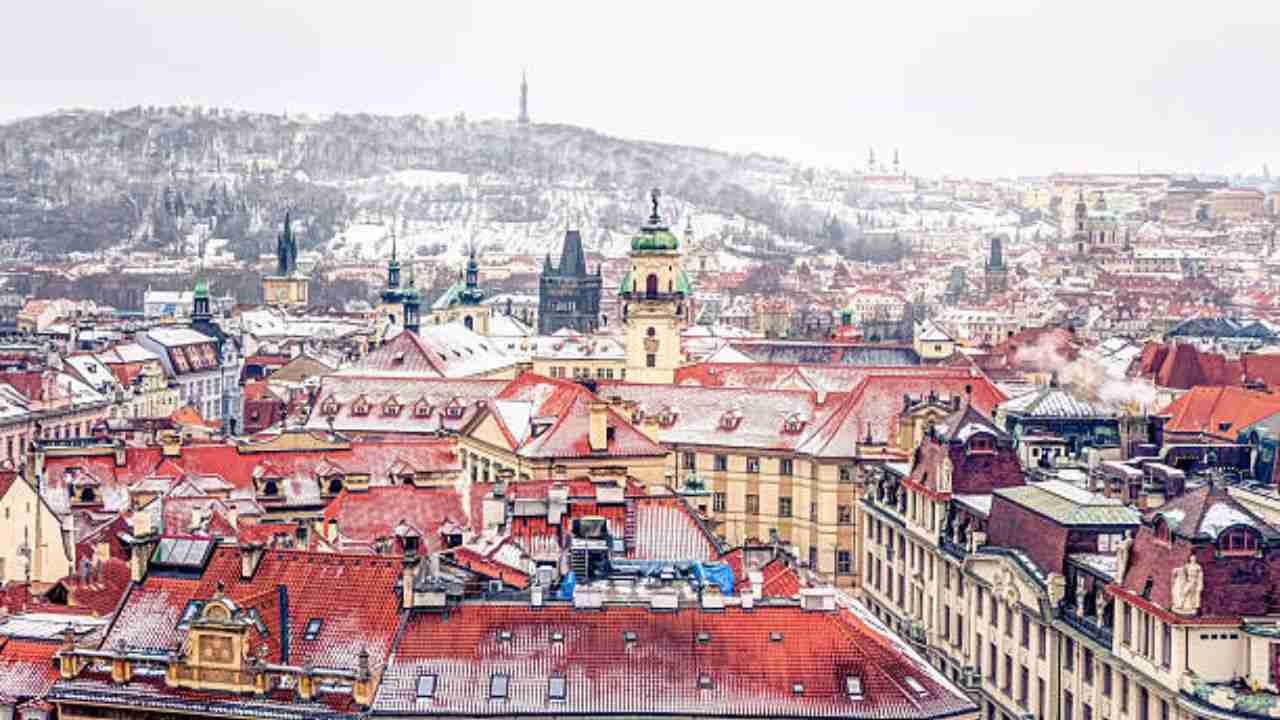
[621, 189, 690, 384]
[261, 210, 310, 306]
[379, 228, 406, 329]
[402, 264, 421, 335]
[984, 234, 1009, 295]
[518, 70, 529, 125]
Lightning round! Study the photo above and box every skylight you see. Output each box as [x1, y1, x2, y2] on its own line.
[846, 675, 865, 700]
[489, 673, 510, 701]
[622, 631, 638, 643]
[904, 676, 927, 697]
[416, 674, 437, 700]
[792, 682, 805, 695]
[696, 631, 711, 644]
[768, 631, 784, 642]
[548, 675, 566, 702]
[303, 618, 323, 641]
[697, 674, 714, 689]
[498, 630, 513, 642]
[550, 631, 564, 643]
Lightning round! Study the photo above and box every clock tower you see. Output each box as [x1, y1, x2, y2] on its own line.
[620, 189, 691, 384]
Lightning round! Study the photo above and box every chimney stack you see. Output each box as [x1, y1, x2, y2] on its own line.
[240, 542, 265, 580]
[589, 401, 609, 452]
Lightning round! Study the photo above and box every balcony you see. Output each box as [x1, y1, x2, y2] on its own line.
[1058, 602, 1114, 647]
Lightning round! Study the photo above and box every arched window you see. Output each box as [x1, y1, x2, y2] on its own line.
[328, 477, 344, 495]
[1219, 526, 1259, 555]
[81, 487, 96, 504]
[646, 327, 656, 337]
[645, 274, 659, 298]
[464, 316, 474, 331]
[263, 480, 280, 497]
[1154, 517, 1171, 543]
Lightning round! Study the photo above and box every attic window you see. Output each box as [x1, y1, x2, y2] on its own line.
[768, 631, 784, 643]
[489, 673, 510, 701]
[904, 676, 928, 698]
[697, 674, 714, 689]
[548, 675, 567, 703]
[1218, 421, 1233, 433]
[383, 399, 402, 417]
[846, 675, 865, 700]
[303, 618, 323, 641]
[783, 414, 806, 434]
[719, 409, 743, 431]
[414, 401, 432, 418]
[1219, 526, 1260, 556]
[416, 673, 437, 700]
[320, 400, 341, 416]
[351, 398, 371, 417]
[696, 631, 711, 644]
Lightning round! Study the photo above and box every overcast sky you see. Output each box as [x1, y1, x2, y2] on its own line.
[4, 1, 1278, 177]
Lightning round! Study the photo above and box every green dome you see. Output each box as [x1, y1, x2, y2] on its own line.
[631, 225, 679, 252]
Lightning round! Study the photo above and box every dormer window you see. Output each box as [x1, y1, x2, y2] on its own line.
[320, 397, 342, 416]
[414, 400, 433, 418]
[1219, 526, 1260, 556]
[967, 433, 995, 454]
[351, 396, 371, 416]
[261, 479, 280, 498]
[445, 401, 464, 419]
[657, 406, 679, 427]
[383, 397, 403, 417]
[325, 475, 344, 496]
[783, 413, 806, 434]
[719, 409, 743, 431]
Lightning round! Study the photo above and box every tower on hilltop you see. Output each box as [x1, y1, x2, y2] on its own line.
[620, 188, 692, 384]
[985, 234, 1009, 295]
[518, 70, 529, 125]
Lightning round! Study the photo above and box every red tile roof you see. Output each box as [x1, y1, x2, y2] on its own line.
[322, 485, 476, 554]
[1158, 386, 1280, 440]
[0, 637, 60, 702]
[374, 604, 975, 718]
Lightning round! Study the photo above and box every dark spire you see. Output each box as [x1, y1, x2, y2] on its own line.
[518, 69, 529, 125]
[276, 210, 296, 276]
[558, 229, 587, 277]
[386, 226, 401, 290]
[648, 187, 662, 226]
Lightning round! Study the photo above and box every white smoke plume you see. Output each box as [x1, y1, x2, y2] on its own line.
[1011, 332, 1159, 413]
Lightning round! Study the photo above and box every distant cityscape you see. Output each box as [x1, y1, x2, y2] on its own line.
[1, 73, 1279, 720]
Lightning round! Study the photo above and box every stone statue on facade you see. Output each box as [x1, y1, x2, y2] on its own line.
[1170, 556, 1204, 615]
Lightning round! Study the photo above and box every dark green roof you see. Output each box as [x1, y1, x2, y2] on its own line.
[617, 269, 693, 297]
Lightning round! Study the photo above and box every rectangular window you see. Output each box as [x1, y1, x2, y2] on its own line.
[683, 451, 696, 469]
[780, 458, 793, 475]
[778, 497, 792, 517]
[646, 353, 656, 368]
[837, 550, 852, 575]
[1161, 622, 1172, 668]
[303, 618, 323, 641]
[1019, 666, 1029, 707]
[713, 454, 728, 471]
[1102, 664, 1112, 697]
[712, 492, 726, 513]
[416, 674, 437, 699]
[1083, 648, 1093, 684]
[1021, 613, 1030, 648]
[1120, 676, 1129, 715]
[988, 642, 997, 682]
[838, 466, 853, 483]
[837, 505, 852, 525]
[746, 494, 759, 514]
[1005, 604, 1013, 638]
[746, 456, 760, 473]
[810, 502, 817, 522]
[989, 597, 997, 627]
[1039, 623, 1047, 659]
[1064, 690, 1074, 720]
[1123, 603, 1132, 646]
[548, 675, 566, 702]
[1064, 636, 1075, 672]
[1038, 678, 1045, 717]
[1003, 653, 1012, 693]
[975, 586, 982, 615]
